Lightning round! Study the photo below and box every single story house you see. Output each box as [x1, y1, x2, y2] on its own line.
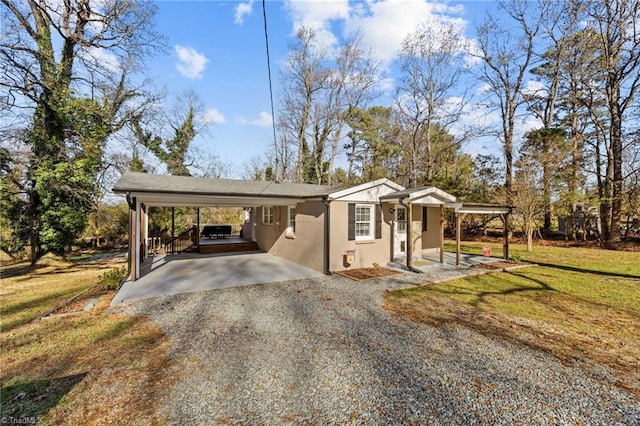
[113, 172, 511, 281]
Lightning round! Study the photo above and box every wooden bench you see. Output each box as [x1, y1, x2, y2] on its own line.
[201, 225, 233, 239]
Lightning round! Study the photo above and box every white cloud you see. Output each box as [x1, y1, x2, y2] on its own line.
[284, 0, 471, 65]
[522, 80, 546, 96]
[236, 111, 274, 128]
[345, 0, 470, 64]
[235, 0, 254, 25]
[83, 46, 121, 72]
[251, 111, 273, 127]
[175, 45, 208, 79]
[200, 108, 226, 124]
[285, 0, 350, 49]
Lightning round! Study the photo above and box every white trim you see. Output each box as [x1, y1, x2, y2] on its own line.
[396, 206, 407, 233]
[354, 204, 375, 241]
[445, 203, 511, 215]
[262, 205, 274, 224]
[286, 205, 296, 237]
[328, 178, 404, 201]
[135, 201, 141, 280]
[127, 192, 306, 208]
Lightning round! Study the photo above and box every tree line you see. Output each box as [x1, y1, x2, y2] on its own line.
[264, 0, 640, 247]
[1, 0, 639, 264]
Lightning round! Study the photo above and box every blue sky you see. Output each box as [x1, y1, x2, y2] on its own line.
[145, 0, 506, 177]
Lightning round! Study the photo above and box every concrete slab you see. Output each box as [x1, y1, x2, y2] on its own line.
[391, 252, 504, 273]
[111, 251, 324, 305]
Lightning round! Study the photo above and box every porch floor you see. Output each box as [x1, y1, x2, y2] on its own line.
[391, 252, 503, 273]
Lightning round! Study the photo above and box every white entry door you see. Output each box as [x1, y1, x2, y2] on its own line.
[394, 205, 407, 261]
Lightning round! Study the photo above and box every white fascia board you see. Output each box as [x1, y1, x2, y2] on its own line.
[444, 202, 510, 214]
[328, 179, 405, 202]
[459, 207, 511, 215]
[128, 192, 305, 207]
[408, 187, 456, 204]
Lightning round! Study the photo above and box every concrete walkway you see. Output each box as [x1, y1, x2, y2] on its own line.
[111, 251, 324, 305]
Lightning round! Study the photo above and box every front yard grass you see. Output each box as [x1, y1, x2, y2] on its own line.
[1, 253, 173, 424]
[385, 241, 640, 395]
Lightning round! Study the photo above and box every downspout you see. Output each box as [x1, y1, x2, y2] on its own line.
[400, 198, 423, 274]
[322, 197, 332, 275]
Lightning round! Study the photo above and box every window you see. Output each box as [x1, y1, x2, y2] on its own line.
[262, 205, 273, 224]
[396, 207, 407, 232]
[287, 206, 296, 237]
[348, 203, 381, 241]
[355, 204, 374, 240]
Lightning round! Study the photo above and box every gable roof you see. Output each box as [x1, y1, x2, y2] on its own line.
[380, 186, 456, 205]
[327, 178, 405, 202]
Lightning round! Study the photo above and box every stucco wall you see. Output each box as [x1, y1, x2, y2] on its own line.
[409, 204, 423, 256]
[422, 206, 442, 252]
[254, 202, 325, 272]
[329, 201, 394, 271]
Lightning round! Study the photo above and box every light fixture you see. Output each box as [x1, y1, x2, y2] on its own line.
[389, 208, 395, 214]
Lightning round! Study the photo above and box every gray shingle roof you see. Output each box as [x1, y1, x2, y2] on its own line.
[112, 172, 335, 198]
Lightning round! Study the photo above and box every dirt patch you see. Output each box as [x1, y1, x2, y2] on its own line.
[337, 267, 402, 281]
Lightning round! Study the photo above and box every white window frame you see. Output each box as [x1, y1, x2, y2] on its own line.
[286, 206, 296, 237]
[355, 204, 374, 241]
[262, 205, 274, 225]
[396, 206, 407, 233]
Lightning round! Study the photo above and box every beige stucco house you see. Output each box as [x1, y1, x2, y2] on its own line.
[113, 172, 509, 281]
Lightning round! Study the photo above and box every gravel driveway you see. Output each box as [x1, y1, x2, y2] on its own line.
[117, 272, 639, 425]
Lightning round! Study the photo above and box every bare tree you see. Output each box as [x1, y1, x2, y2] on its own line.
[395, 23, 469, 188]
[325, 31, 379, 185]
[475, 0, 546, 204]
[278, 27, 330, 183]
[512, 156, 545, 251]
[277, 27, 379, 185]
[587, 0, 640, 242]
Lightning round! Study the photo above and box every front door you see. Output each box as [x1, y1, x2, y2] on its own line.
[393, 205, 407, 261]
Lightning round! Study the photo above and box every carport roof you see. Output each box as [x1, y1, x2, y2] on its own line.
[113, 172, 335, 207]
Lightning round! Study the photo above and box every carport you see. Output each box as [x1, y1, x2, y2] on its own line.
[112, 172, 331, 282]
[111, 251, 325, 304]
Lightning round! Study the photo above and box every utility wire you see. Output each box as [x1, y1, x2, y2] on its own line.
[262, 0, 279, 181]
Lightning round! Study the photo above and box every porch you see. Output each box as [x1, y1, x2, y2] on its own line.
[390, 251, 504, 273]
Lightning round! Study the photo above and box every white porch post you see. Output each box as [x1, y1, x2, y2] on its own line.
[439, 205, 444, 264]
[142, 204, 148, 259]
[128, 206, 136, 281]
[135, 201, 141, 280]
[456, 212, 461, 266]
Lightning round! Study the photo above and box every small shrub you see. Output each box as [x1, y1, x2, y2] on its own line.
[100, 267, 127, 290]
[510, 252, 522, 263]
[372, 262, 381, 270]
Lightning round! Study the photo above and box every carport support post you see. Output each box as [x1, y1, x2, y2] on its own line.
[128, 204, 137, 282]
[439, 205, 444, 264]
[456, 211, 461, 266]
[135, 201, 141, 280]
[171, 207, 175, 254]
[406, 202, 413, 270]
[142, 204, 148, 260]
[196, 207, 200, 249]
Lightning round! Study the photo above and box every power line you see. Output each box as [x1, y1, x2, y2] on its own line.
[262, 0, 278, 180]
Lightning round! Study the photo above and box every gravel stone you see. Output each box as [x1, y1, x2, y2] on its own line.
[115, 272, 640, 425]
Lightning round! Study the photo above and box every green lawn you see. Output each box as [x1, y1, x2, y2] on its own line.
[386, 241, 640, 395]
[0, 254, 171, 424]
